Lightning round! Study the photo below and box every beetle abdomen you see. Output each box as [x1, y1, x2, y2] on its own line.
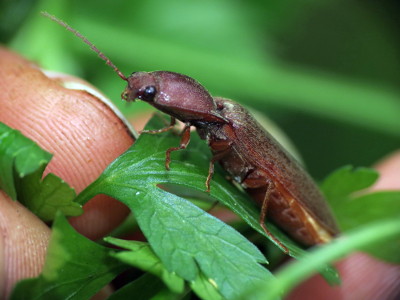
[247, 185, 333, 245]
[211, 97, 339, 245]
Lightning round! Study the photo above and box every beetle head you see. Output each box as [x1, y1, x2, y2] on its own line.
[122, 71, 226, 123]
[122, 71, 157, 103]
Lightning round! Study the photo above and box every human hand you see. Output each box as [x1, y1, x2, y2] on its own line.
[0, 46, 134, 298]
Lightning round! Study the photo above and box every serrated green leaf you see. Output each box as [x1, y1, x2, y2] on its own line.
[0, 122, 82, 220]
[20, 172, 82, 222]
[321, 166, 400, 263]
[0, 122, 51, 199]
[105, 238, 184, 294]
[79, 115, 339, 291]
[76, 115, 275, 299]
[10, 213, 128, 300]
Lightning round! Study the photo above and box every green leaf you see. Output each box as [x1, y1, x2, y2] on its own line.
[76, 116, 275, 299]
[19, 172, 81, 222]
[338, 191, 400, 263]
[105, 238, 185, 294]
[0, 122, 51, 199]
[337, 191, 400, 229]
[321, 165, 379, 201]
[106, 237, 224, 300]
[244, 218, 400, 300]
[321, 166, 400, 263]
[190, 272, 224, 300]
[0, 122, 82, 221]
[10, 213, 128, 300]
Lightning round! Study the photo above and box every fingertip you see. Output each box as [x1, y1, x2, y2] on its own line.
[0, 192, 51, 298]
[373, 150, 400, 191]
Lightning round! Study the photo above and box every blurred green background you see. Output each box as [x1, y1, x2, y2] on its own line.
[1, 0, 399, 179]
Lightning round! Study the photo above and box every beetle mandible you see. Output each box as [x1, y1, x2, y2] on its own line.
[44, 12, 339, 253]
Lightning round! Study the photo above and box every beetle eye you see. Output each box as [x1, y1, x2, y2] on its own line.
[140, 85, 157, 101]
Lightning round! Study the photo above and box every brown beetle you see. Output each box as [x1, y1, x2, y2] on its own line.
[121, 72, 339, 252]
[44, 12, 339, 253]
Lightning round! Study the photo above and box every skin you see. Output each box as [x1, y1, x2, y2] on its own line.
[0, 48, 398, 299]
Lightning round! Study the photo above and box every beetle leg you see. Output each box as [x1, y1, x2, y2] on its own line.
[141, 117, 176, 134]
[165, 123, 191, 170]
[206, 140, 232, 192]
[260, 181, 290, 254]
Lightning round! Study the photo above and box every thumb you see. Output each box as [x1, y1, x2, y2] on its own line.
[0, 46, 135, 240]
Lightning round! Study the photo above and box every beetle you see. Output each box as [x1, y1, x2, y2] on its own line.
[44, 12, 339, 253]
[121, 72, 339, 251]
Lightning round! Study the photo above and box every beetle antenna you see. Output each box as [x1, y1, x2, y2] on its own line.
[41, 11, 128, 81]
